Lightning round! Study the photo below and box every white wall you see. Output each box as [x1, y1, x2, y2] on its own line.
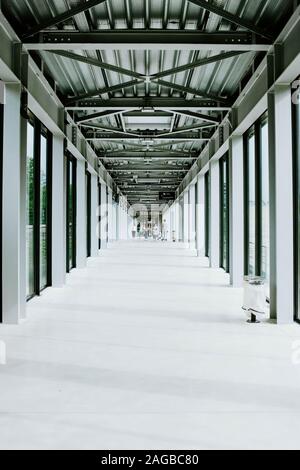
[2, 84, 22, 323]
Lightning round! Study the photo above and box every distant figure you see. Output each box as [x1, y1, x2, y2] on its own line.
[162, 219, 168, 241]
[153, 224, 159, 241]
[132, 222, 137, 239]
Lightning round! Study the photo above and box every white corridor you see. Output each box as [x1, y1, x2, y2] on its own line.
[0, 242, 300, 450]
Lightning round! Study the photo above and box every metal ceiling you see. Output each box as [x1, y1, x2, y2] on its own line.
[2, 0, 294, 207]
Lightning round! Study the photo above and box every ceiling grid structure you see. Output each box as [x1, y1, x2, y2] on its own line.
[1, 0, 294, 206]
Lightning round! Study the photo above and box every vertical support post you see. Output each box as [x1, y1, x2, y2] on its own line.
[19, 112, 27, 319]
[100, 183, 107, 249]
[108, 189, 113, 244]
[209, 159, 220, 268]
[2, 84, 22, 323]
[189, 184, 196, 250]
[268, 85, 294, 323]
[183, 190, 189, 245]
[229, 135, 244, 287]
[90, 173, 98, 257]
[76, 158, 87, 268]
[52, 135, 66, 287]
[175, 199, 180, 242]
[196, 174, 205, 257]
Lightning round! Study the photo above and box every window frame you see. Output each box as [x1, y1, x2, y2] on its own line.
[219, 153, 230, 273]
[26, 112, 52, 300]
[98, 180, 101, 250]
[205, 172, 210, 258]
[86, 169, 92, 258]
[66, 152, 77, 273]
[244, 113, 269, 279]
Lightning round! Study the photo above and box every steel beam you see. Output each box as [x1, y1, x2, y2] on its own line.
[123, 111, 173, 118]
[86, 133, 210, 141]
[45, 50, 144, 79]
[66, 98, 231, 111]
[24, 30, 271, 51]
[170, 110, 221, 124]
[187, 0, 273, 40]
[157, 123, 216, 137]
[22, 0, 107, 40]
[65, 80, 143, 105]
[100, 152, 196, 159]
[84, 122, 212, 138]
[154, 79, 230, 104]
[81, 123, 140, 137]
[76, 110, 124, 123]
[107, 168, 187, 172]
[152, 51, 247, 79]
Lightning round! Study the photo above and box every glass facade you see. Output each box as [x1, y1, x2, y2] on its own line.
[86, 171, 91, 258]
[40, 134, 49, 291]
[66, 154, 77, 273]
[220, 154, 230, 272]
[260, 121, 270, 296]
[244, 116, 270, 297]
[247, 131, 256, 276]
[26, 116, 52, 299]
[205, 172, 210, 258]
[98, 182, 101, 250]
[26, 123, 35, 298]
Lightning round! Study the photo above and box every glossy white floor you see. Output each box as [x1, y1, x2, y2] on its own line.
[0, 241, 300, 450]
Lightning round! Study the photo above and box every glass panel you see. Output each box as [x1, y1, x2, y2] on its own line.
[40, 134, 48, 290]
[248, 133, 256, 276]
[260, 122, 270, 297]
[26, 123, 35, 298]
[221, 157, 229, 272]
[205, 172, 210, 257]
[67, 159, 76, 271]
[86, 172, 91, 257]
